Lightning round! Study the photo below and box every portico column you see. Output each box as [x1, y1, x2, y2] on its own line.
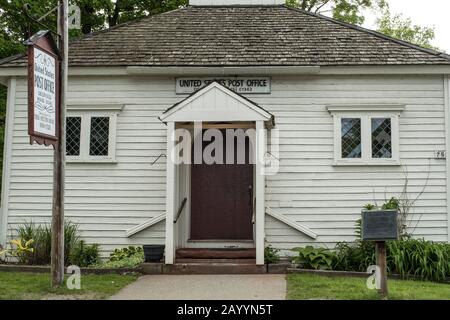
[165, 121, 176, 264]
[255, 121, 266, 265]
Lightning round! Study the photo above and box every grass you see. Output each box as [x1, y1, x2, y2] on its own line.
[287, 274, 450, 300]
[0, 272, 139, 300]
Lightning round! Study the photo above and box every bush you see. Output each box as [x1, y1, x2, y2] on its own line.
[109, 246, 143, 262]
[69, 240, 100, 267]
[264, 246, 280, 264]
[333, 241, 375, 272]
[387, 239, 450, 282]
[292, 246, 336, 270]
[333, 237, 449, 282]
[16, 222, 51, 265]
[64, 222, 80, 266]
[14, 221, 81, 266]
[93, 246, 144, 269]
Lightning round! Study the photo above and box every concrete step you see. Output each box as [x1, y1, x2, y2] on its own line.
[176, 248, 256, 259]
[141, 262, 266, 275]
[176, 258, 256, 264]
[165, 263, 266, 275]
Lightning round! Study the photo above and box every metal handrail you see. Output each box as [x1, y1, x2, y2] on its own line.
[173, 198, 187, 224]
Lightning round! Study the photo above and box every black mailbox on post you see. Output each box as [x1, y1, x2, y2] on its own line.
[362, 210, 398, 241]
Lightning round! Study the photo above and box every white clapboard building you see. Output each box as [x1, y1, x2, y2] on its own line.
[1, 0, 450, 266]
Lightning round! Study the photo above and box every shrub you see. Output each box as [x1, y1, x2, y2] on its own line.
[93, 246, 144, 269]
[333, 236, 449, 282]
[109, 246, 143, 262]
[64, 221, 80, 266]
[15, 221, 80, 266]
[264, 246, 280, 264]
[16, 222, 51, 265]
[387, 239, 450, 282]
[292, 246, 336, 270]
[69, 240, 100, 267]
[333, 241, 375, 272]
[95, 255, 144, 269]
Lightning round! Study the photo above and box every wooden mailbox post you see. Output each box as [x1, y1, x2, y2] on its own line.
[362, 210, 398, 298]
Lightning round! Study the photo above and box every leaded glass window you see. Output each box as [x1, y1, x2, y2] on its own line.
[89, 117, 110, 156]
[372, 118, 392, 159]
[66, 117, 81, 156]
[341, 118, 362, 159]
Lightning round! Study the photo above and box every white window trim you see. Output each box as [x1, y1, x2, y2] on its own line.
[327, 105, 404, 166]
[66, 105, 123, 163]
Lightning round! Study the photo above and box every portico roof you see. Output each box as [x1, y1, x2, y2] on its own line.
[159, 81, 274, 126]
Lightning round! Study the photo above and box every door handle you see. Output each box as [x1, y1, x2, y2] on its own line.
[248, 185, 253, 206]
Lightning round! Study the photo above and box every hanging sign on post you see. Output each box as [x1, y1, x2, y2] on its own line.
[26, 30, 60, 147]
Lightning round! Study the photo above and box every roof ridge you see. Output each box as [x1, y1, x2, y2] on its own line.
[283, 4, 450, 62]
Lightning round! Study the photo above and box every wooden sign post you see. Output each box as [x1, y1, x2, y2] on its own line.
[362, 210, 398, 299]
[51, 0, 68, 289]
[375, 241, 388, 297]
[26, 0, 68, 288]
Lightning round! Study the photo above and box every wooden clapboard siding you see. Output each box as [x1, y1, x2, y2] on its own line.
[2, 74, 448, 257]
[259, 75, 448, 252]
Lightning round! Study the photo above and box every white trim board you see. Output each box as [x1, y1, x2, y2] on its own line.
[444, 75, 450, 243]
[0, 78, 16, 246]
[159, 81, 273, 122]
[266, 207, 318, 239]
[327, 104, 405, 113]
[67, 104, 124, 112]
[126, 213, 166, 237]
[1, 65, 450, 78]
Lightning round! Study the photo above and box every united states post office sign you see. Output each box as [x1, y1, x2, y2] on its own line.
[26, 31, 60, 147]
[176, 77, 271, 94]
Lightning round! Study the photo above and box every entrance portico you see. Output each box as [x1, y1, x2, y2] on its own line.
[159, 82, 274, 265]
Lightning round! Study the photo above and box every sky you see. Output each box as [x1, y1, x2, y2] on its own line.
[362, 0, 450, 53]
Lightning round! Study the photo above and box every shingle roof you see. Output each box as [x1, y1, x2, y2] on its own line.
[1, 5, 449, 68]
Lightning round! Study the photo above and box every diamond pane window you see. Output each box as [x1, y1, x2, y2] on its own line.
[89, 117, 110, 156]
[66, 117, 81, 156]
[372, 118, 392, 158]
[341, 118, 362, 158]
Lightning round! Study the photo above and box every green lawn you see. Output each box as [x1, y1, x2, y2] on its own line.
[0, 272, 138, 300]
[287, 274, 450, 300]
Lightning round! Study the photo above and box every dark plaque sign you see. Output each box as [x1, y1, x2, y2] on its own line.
[26, 30, 60, 147]
[362, 210, 398, 241]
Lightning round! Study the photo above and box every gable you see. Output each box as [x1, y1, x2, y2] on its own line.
[159, 82, 273, 123]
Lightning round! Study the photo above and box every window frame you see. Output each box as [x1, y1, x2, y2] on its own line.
[328, 105, 404, 166]
[66, 106, 121, 163]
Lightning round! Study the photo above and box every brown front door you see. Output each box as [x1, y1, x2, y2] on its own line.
[190, 130, 253, 240]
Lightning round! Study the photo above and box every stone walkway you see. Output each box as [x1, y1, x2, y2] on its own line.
[110, 274, 286, 300]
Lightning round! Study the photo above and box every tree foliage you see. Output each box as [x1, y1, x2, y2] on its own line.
[0, 0, 188, 43]
[377, 7, 436, 50]
[285, 0, 387, 25]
